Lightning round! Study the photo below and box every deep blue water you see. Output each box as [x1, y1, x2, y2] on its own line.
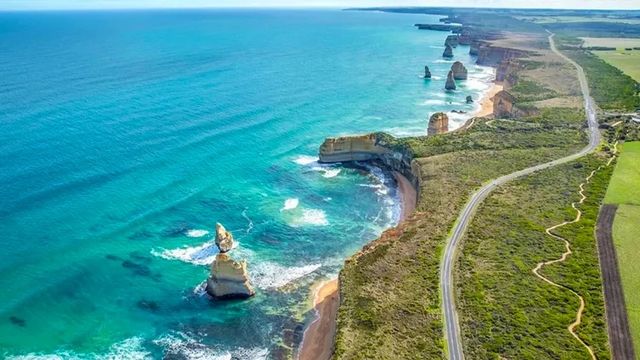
[0, 9, 493, 358]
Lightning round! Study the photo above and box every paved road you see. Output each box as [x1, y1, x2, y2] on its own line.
[440, 32, 601, 360]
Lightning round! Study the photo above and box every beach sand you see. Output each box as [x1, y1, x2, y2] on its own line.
[474, 81, 503, 118]
[297, 172, 416, 360]
[298, 278, 339, 360]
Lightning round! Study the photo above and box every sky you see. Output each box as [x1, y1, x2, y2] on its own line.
[0, 0, 638, 11]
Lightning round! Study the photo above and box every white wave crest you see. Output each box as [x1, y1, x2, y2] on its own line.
[7, 337, 152, 360]
[321, 168, 341, 178]
[154, 333, 268, 360]
[289, 208, 328, 227]
[293, 155, 318, 165]
[281, 198, 299, 211]
[251, 262, 322, 289]
[151, 241, 218, 266]
[186, 229, 209, 238]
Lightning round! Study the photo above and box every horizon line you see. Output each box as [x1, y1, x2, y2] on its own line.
[2, 5, 640, 12]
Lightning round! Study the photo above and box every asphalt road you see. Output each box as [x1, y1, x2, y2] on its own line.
[440, 32, 602, 360]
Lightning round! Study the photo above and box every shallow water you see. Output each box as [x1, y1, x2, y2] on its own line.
[0, 9, 492, 358]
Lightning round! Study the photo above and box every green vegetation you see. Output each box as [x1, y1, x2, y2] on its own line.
[605, 141, 640, 351]
[580, 37, 640, 49]
[510, 79, 559, 102]
[556, 37, 640, 111]
[612, 204, 640, 351]
[605, 142, 640, 205]
[457, 154, 613, 359]
[334, 108, 588, 359]
[593, 50, 640, 82]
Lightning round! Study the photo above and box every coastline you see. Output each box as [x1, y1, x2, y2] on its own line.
[297, 171, 416, 360]
[474, 79, 503, 118]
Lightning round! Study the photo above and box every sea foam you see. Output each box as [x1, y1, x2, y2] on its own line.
[251, 262, 322, 289]
[186, 229, 209, 238]
[281, 198, 299, 211]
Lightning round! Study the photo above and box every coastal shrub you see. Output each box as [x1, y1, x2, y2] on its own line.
[456, 154, 612, 359]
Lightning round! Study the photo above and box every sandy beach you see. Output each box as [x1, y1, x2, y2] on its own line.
[474, 81, 503, 118]
[297, 171, 416, 359]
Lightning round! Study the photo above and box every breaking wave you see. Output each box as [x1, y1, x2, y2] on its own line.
[186, 229, 209, 238]
[281, 198, 299, 211]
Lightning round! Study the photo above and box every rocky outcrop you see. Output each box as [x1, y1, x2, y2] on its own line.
[476, 45, 529, 67]
[215, 223, 234, 253]
[444, 35, 459, 48]
[443, 44, 453, 58]
[428, 112, 449, 135]
[445, 70, 456, 90]
[466, 95, 473, 104]
[206, 253, 255, 299]
[206, 223, 255, 299]
[451, 61, 468, 80]
[469, 41, 480, 56]
[492, 90, 538, 118]
[424, 65, 432, 79]
[318, 133, 421, 193]
[414, 23, 462, 31]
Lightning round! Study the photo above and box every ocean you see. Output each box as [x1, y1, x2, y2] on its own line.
[0, 9, 493, 358]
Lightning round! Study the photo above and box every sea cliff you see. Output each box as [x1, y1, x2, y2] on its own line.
[318, 133, 420, 195]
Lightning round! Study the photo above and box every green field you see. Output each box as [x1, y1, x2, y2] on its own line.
[517, 16, 640, 25]
[594, 51, 640, 82]
[581, 37, 640, 49]
[605, 142, 640, 205]
[612, 204, 640, 352]
[605, 141, 640, 352]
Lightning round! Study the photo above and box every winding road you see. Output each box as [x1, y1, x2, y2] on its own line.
[440, 32, 601, 360]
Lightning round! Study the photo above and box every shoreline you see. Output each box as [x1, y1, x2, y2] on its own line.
[473, 79, 503, 118]
[297, 171, 416, 360]
[297, 30, 501, 360]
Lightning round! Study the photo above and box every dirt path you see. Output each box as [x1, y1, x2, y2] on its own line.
[532, 168, 599, 360]
[532, 142, 618, 360]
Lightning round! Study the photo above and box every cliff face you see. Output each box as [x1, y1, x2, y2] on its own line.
[451, 61, 468, 80]
[476, 45, 529, 66]
[318, 133, 420, 193]
[428, 112, 449, 135]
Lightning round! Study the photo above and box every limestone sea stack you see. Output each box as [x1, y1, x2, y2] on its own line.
[444, 34, 459, 48]
[215, 223, 235, 253]
[445, 70, 456, 90]
[451, 61, 468, 80]
[424, 65, 432, 79]
[443, 44, 453, 58]
[206, 223, 255, 300]
[466, 95, 474, 104]
[206, 253, 255, 299]
[428, 112, 449, 135]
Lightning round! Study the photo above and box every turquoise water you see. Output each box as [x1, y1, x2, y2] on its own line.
[0, 9, 493, 358]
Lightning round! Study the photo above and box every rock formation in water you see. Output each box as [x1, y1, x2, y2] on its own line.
[206, 253, 255, 299]
[443, 44, 453, 58]
[428, 112, 449, 135]
[445, 70, 456, 90]
[444, 35, 459, 48]
[469, 41, 480, 56]
[215, 223, 234, 253]
[424, 65, 432, 79]
[466, 95, 474, 103]
[451, 61, 468, 80]
[206, 223, 255, 299]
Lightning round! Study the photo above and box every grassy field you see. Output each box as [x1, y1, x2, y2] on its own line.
[605, 142, 640, 205]
[557, 37, 640, 111]
[593, 50, 640, 82]
[517, 16, 640, 25]
[457, 154, 613, 359]
[612, 204, 640, 352]
[580, 37, 640, 49]
[605, 141, 640, 352]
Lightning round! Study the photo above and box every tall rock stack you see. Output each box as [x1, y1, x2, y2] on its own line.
[451, 61, 468, 80]
[445, 70, 457, 90]
[205, 223, 255, 299]
[444, 35, 459, 48]
[428, 112, 449, 135]
[443, 44, 453, 58]
[424, 65, 432, 79]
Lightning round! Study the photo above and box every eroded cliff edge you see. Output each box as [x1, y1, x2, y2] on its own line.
[318, 133, 421, 198]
